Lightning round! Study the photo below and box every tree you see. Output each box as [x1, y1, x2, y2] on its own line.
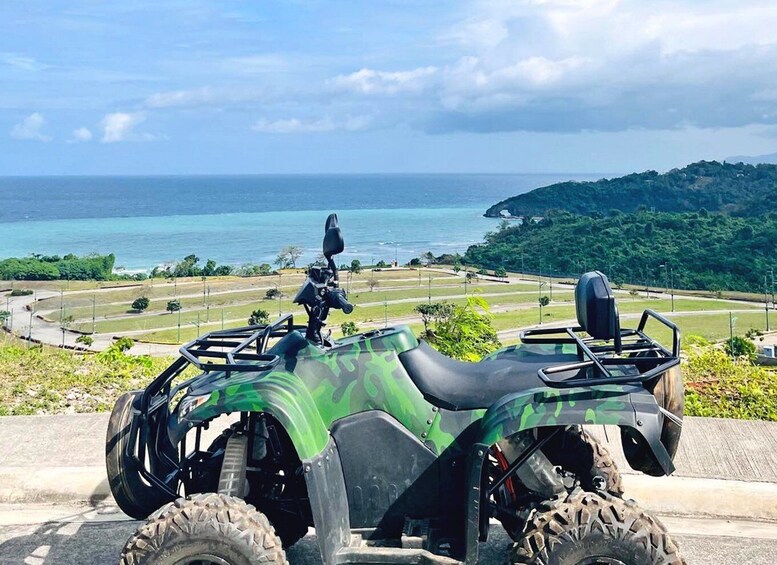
[416, 297, 501, 361]
[495, 266, 507, 278]
[131, 296, 150, 313]
[367, 279, 379, 292]
[341, 321, 359, 336]
[173, 254, 200, 278]
[0, 310, 9, 327]
[265, 287, 281, 300]
[275, 245, 303, 269]
[421, 251, 436, 267]
[376, 260, 388, 268]
[166, 299, 182, 314]
[75, 334, 94, 347]
[465, 271, 477, 282]
[415, 302, 455, 335]
[248, 309, 270, 326]
[539, 295, 551, 307]
[350, 259, 362, 274]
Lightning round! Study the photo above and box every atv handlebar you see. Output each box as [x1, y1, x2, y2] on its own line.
[328, 288, 353, 314]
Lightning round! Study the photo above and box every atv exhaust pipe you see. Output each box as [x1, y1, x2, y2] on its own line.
[497, 431, 565, 498]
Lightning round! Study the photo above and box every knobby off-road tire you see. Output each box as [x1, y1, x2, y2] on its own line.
[509, 491, 684, 565]
[546, 427, 624, 497]
[106, 391, 175, 520]
[119, 493, 288, 565]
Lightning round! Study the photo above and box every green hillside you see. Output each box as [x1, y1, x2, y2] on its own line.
[485, 160, 777, 218]
[465, 210, 776, 293]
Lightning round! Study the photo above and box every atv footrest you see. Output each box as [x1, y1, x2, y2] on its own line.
[337, 532, 462, 565]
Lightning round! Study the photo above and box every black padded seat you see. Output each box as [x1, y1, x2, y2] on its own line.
[398, 341, 580, 411]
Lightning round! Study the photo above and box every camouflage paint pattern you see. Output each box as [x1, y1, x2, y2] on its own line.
[478, 383, 638, 447]
[176, 326, 438, 460]
[173, 326, 656, 462]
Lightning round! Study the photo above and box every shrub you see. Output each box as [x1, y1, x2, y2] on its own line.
[114, 337, 135, 352]
[723, 335, 756, 361]
[415, 297, 501, 361]
[75, 335, 94, 347]
[9, 289, 33, 296]
[684, 345, 777, 420]
[341, 321, 359, 336]
[265, 287, 281, 300]
[166, 299, 182, 313]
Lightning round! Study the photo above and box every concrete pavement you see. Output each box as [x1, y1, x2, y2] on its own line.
[2, 413, 777, 520]
[0, 502, 775, 565]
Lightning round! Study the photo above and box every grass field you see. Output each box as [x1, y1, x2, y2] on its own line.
[4, 267, 771, 348]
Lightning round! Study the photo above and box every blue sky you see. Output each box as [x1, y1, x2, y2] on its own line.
[3, 0, 777, 175]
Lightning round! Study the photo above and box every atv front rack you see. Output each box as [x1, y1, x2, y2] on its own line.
[521, 309, 680, 389]
[128, 314, 307, 498]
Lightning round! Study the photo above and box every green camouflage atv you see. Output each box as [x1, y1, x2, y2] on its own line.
[107, 214, 685, 565]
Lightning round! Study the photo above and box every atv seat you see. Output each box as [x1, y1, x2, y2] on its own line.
[398, 340, 579, 411]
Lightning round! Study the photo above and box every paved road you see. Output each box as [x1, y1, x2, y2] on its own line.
[0, 503, 775, 565]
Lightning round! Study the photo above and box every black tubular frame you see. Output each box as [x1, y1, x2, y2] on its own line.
[520, 309, 680, 388]
[126, 314, 307, 498]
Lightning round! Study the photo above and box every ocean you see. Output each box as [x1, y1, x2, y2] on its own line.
[0, 174, 599, 271]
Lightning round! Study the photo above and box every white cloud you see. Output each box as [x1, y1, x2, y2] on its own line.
[69, 127, 93, 143]
[326, 0, 777, 133]
[252, 115, 371, 134]
[100, 112, 146, 143]
[145, 86, 272, 108]
[331, 67, 437, 95]
[0, 52, 44, 71]
[10, 113, 51, 141]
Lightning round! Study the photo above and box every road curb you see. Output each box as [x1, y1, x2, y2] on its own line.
[0, 466, 110, 505]
[625, 474, 777, 521]
[1, 465, 775, 521]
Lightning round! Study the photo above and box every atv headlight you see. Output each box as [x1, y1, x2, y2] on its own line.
[177, 393, 211, 422]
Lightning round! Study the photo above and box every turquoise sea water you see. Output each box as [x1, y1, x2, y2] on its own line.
[0, 174, 599, 270]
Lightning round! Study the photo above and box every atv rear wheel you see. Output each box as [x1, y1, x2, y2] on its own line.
[119, 493, 287, 565]
[509, 491, 684, 565]
[106, 391, 176, 519]
[545, 427, 624, 497]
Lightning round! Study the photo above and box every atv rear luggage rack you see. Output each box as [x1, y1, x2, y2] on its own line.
[521, 309, 680, 388]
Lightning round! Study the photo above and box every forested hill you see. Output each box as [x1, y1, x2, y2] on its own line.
[465, 211, 776, 293]
[484, 161, 777, 218]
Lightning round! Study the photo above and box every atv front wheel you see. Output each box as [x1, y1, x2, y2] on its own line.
[119, 493, 287, 565]
[106, 391, 176, 519]
[509, 491, 684, 565]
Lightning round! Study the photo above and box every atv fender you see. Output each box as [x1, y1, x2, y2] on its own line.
[168, 370, 330, 461]
[477, 384, 674, 476]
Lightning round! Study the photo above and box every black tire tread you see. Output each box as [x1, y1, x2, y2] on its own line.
[580, 428, 624, 497]
[119, 492, 288, 565]
[509, 491, 684, 565]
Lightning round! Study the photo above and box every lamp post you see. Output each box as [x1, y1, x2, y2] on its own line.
[660, 264, 675, 312]
[765, 275, 771, 332]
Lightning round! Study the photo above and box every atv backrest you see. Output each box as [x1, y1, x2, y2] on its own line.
[575, 271, 621, 348]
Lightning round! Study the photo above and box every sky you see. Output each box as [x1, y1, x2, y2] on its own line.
[3, 0, 777, 175]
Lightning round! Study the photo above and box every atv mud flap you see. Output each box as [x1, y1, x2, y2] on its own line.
[303, 438, 352, 565]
